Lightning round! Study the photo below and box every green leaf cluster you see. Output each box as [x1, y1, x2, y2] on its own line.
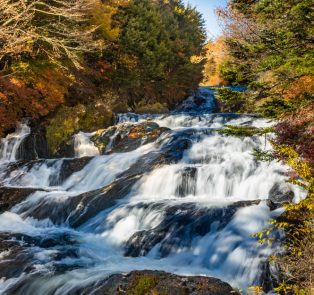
[215, 125, 274, 138]
[212, 87, 244, 103]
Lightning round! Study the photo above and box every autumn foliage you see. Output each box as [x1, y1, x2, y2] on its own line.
[0, 0, 206, 138]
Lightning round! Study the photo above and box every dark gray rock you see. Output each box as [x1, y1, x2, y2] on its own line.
[16, 124, 49, 160]
[124, 199, 278, 258]
[268, 183, 294, 204]
[0, 157, 93, 188]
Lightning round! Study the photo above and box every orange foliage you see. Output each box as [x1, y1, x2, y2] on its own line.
[208, 75, 229, 87]
[282, 76, 314, 101]
[193, 37, 229, 86]
[0, 69, 72, 137]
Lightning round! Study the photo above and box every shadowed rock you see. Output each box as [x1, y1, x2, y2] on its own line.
[0, 157, 93, 187]
[0, 232, 80, 280]
[124, 200, 278, 258]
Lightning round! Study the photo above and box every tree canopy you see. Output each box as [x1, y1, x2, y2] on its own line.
[0, 0, 206, 136]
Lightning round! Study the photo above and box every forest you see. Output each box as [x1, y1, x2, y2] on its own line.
[0, 0, 205, 146]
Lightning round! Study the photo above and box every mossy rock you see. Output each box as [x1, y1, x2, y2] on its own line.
[46, 102, 113, 154]
[127, 272, 158, 295]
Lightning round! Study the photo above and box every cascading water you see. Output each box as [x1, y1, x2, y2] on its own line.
[0, 122, 30, 163]
[0, 87, 305, 294]
[74, 132, 100, 158]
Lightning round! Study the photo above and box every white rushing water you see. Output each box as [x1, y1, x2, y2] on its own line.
[0, 87, 306, 294]
[74, 132, 100, 158]
[0, 122, 30, 163]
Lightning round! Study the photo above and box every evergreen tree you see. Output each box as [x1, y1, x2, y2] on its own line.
[104, 0, 206, 108]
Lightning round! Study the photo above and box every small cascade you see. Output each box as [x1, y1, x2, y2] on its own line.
[74, 132, 100, 158]
[0, 87, 307, 294]
[0, 122, 30, 163]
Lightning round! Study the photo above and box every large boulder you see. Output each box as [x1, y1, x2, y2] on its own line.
[79, 270, 237, 295]
[268, 183, 294, 204]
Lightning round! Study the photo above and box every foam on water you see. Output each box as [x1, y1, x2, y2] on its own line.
[0, 87, 306, 294]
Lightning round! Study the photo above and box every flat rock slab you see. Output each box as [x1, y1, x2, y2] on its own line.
[80, 270, 238, 295]
[0, 187, 43, 213]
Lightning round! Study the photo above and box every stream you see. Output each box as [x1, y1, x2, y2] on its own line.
[0, 87, 305, 294]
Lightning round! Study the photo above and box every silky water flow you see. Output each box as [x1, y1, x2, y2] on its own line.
[0, 87, 305, 294]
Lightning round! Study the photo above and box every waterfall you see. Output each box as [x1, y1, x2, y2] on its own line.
[0, 87, 306, 294]
[74, 132, 100, 158]
[0, 122, 30, 163]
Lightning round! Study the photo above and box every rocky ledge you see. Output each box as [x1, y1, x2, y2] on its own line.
[91, 122, 170, 154]
[80, 270, 237, 295]
[0, 187, 45, 214]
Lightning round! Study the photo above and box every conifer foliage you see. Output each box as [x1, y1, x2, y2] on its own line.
[105, 0, 206, 107]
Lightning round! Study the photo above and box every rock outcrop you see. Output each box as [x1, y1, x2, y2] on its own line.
[79, 270, 237, 295]
[0, 157, 93, 187]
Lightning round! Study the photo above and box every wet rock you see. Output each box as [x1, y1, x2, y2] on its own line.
[228, 199, 278, 211]
[124, 200, 279, 258]
[16, 124, 49, 160]
[91, 122, 170, 154]
[0, 187, 44, 213]
[16, 124, 76, 160]
[268, 183, 294, 204]
[175, 167, 198, 197]
[0, 232, 76, 251]
[0, 157, 93, 187]
[79, 270, 237, 295]
[0, 232, 80, 280]
[53, 135, 75, 158]
[124, 203, 235, 258]
[0, 247, 36, 279]
[59, 156, 93, 181]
